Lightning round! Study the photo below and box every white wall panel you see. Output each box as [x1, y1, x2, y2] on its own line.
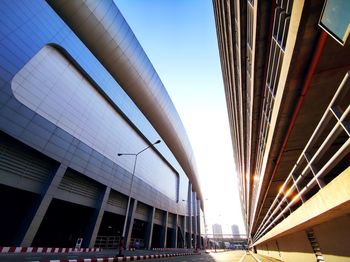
[11, 45, 177, 200]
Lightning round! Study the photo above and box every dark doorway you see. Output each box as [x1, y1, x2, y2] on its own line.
[130, 219, 147, 249]
[151, 224, 162, 248]
[185, 232, 190, 248]
[166, 227, 174, 248]
[95, 211, 124, 249]
[0, 184, 37, 246]
[177, 226, 184, 248]
[33, 199, 93, 247]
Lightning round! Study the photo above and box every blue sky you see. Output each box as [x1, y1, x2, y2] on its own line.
[115, 0, 245, 235]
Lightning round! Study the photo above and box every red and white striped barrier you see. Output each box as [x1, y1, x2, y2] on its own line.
[0, 247, 101, 253]
[40, 252, 199, 262]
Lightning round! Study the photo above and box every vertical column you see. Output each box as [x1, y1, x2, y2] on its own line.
[160, 211, 168, 248]
[192, 191, 197, 249]
[181, 216, 185, 248]
[125, 199, 138, 249]
[183, 214, 187, 248]
[197, 199, 201, 249]
[19, 164, 67, 246]
[145, 206, 155, 249]
[84, 187, 111, 247]
[187, 183, 192, 248]
[173, 214, 178, 248]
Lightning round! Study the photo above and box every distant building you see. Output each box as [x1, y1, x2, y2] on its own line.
[231, 224, 239, 237]
[212, 224, 223, 239]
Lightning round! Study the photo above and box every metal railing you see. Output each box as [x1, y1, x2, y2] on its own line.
[95, 236, 120, 249]
[95, 236, 146, 249]
[253, 72, 350, 242]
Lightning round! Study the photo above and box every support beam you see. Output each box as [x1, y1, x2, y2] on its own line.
[19, 164, 67, 246]
[161, 211, 168, 248]
[85, 187, 111, 247]
[173, 214, 178, 248]
[125, 199, 137, 248]
[145, 206, 155, 249]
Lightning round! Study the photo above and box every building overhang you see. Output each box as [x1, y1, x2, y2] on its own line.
[46, 0, 203, 207]
[254, 167, 350, 246]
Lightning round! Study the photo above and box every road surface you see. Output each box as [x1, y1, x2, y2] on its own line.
[0, 250, 282, 262]
[132, 250, 281, 262]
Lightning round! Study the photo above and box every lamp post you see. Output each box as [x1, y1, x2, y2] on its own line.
[117, 140, 161, 238]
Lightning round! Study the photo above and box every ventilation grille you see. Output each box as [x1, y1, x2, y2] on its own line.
[136, 202, 148, 216]
[154, 209, 163, 221]
[107, 190, 127, 209]
[168, 214, 174, 224]
[58, 169, 101, 200]
[0, 134, 55, 191]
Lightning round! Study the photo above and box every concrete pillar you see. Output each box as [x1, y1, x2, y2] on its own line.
[192, 191, 197, 249]
[160, 211, 168, 248]
[18, 164, 67, 246]
[125, 199, 137, 249]
[197, 199, 201, 249]
[180, 216, 185, 248]
[173, 214, 178, 248]
[187, 183, 192, 248]
[145, 206, 155, 249]
[183, 214, 187, 248]
[84, 187, 111, 247]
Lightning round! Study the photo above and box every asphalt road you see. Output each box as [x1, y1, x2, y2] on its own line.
[0, 249, 193, 262]
[0, 250, 282, 262]
[142, 251, 248, 261]
[142, 251, 282, 262]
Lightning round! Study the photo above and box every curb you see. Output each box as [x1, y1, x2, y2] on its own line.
[41, 252, 200, 262]
[0, 247, 101, 253]
[151, 248, 192, 251]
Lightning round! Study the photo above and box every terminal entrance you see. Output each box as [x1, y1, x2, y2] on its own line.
[185, 232, 190, 248]
[33, 199, 93, 247]
[177, 227, 184, 248]
[95, 211, 124, 249]
[166, 227, 174, 248]
[151, 224, 162, 248]
[130, 219, 147, 249]
[0, 184, 37, 246]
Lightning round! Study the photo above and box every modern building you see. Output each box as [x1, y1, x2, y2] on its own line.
[0, 0, 204, 249]
[212, 224, 223, 239]
[231, 224, 239, 237]
[213, 0, 350, 261]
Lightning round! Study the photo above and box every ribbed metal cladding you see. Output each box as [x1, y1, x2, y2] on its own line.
[154, 209, 163, 225]
[58, 169, 103, 200]
[136, 202, 148, 215]
[46, 0, 203, 208]
[212, 0, 248, 227]
[107, 190, 127, 209]
[0, 134, 56, 193]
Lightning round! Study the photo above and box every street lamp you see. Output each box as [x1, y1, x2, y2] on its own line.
[117, 140, 161, 238]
